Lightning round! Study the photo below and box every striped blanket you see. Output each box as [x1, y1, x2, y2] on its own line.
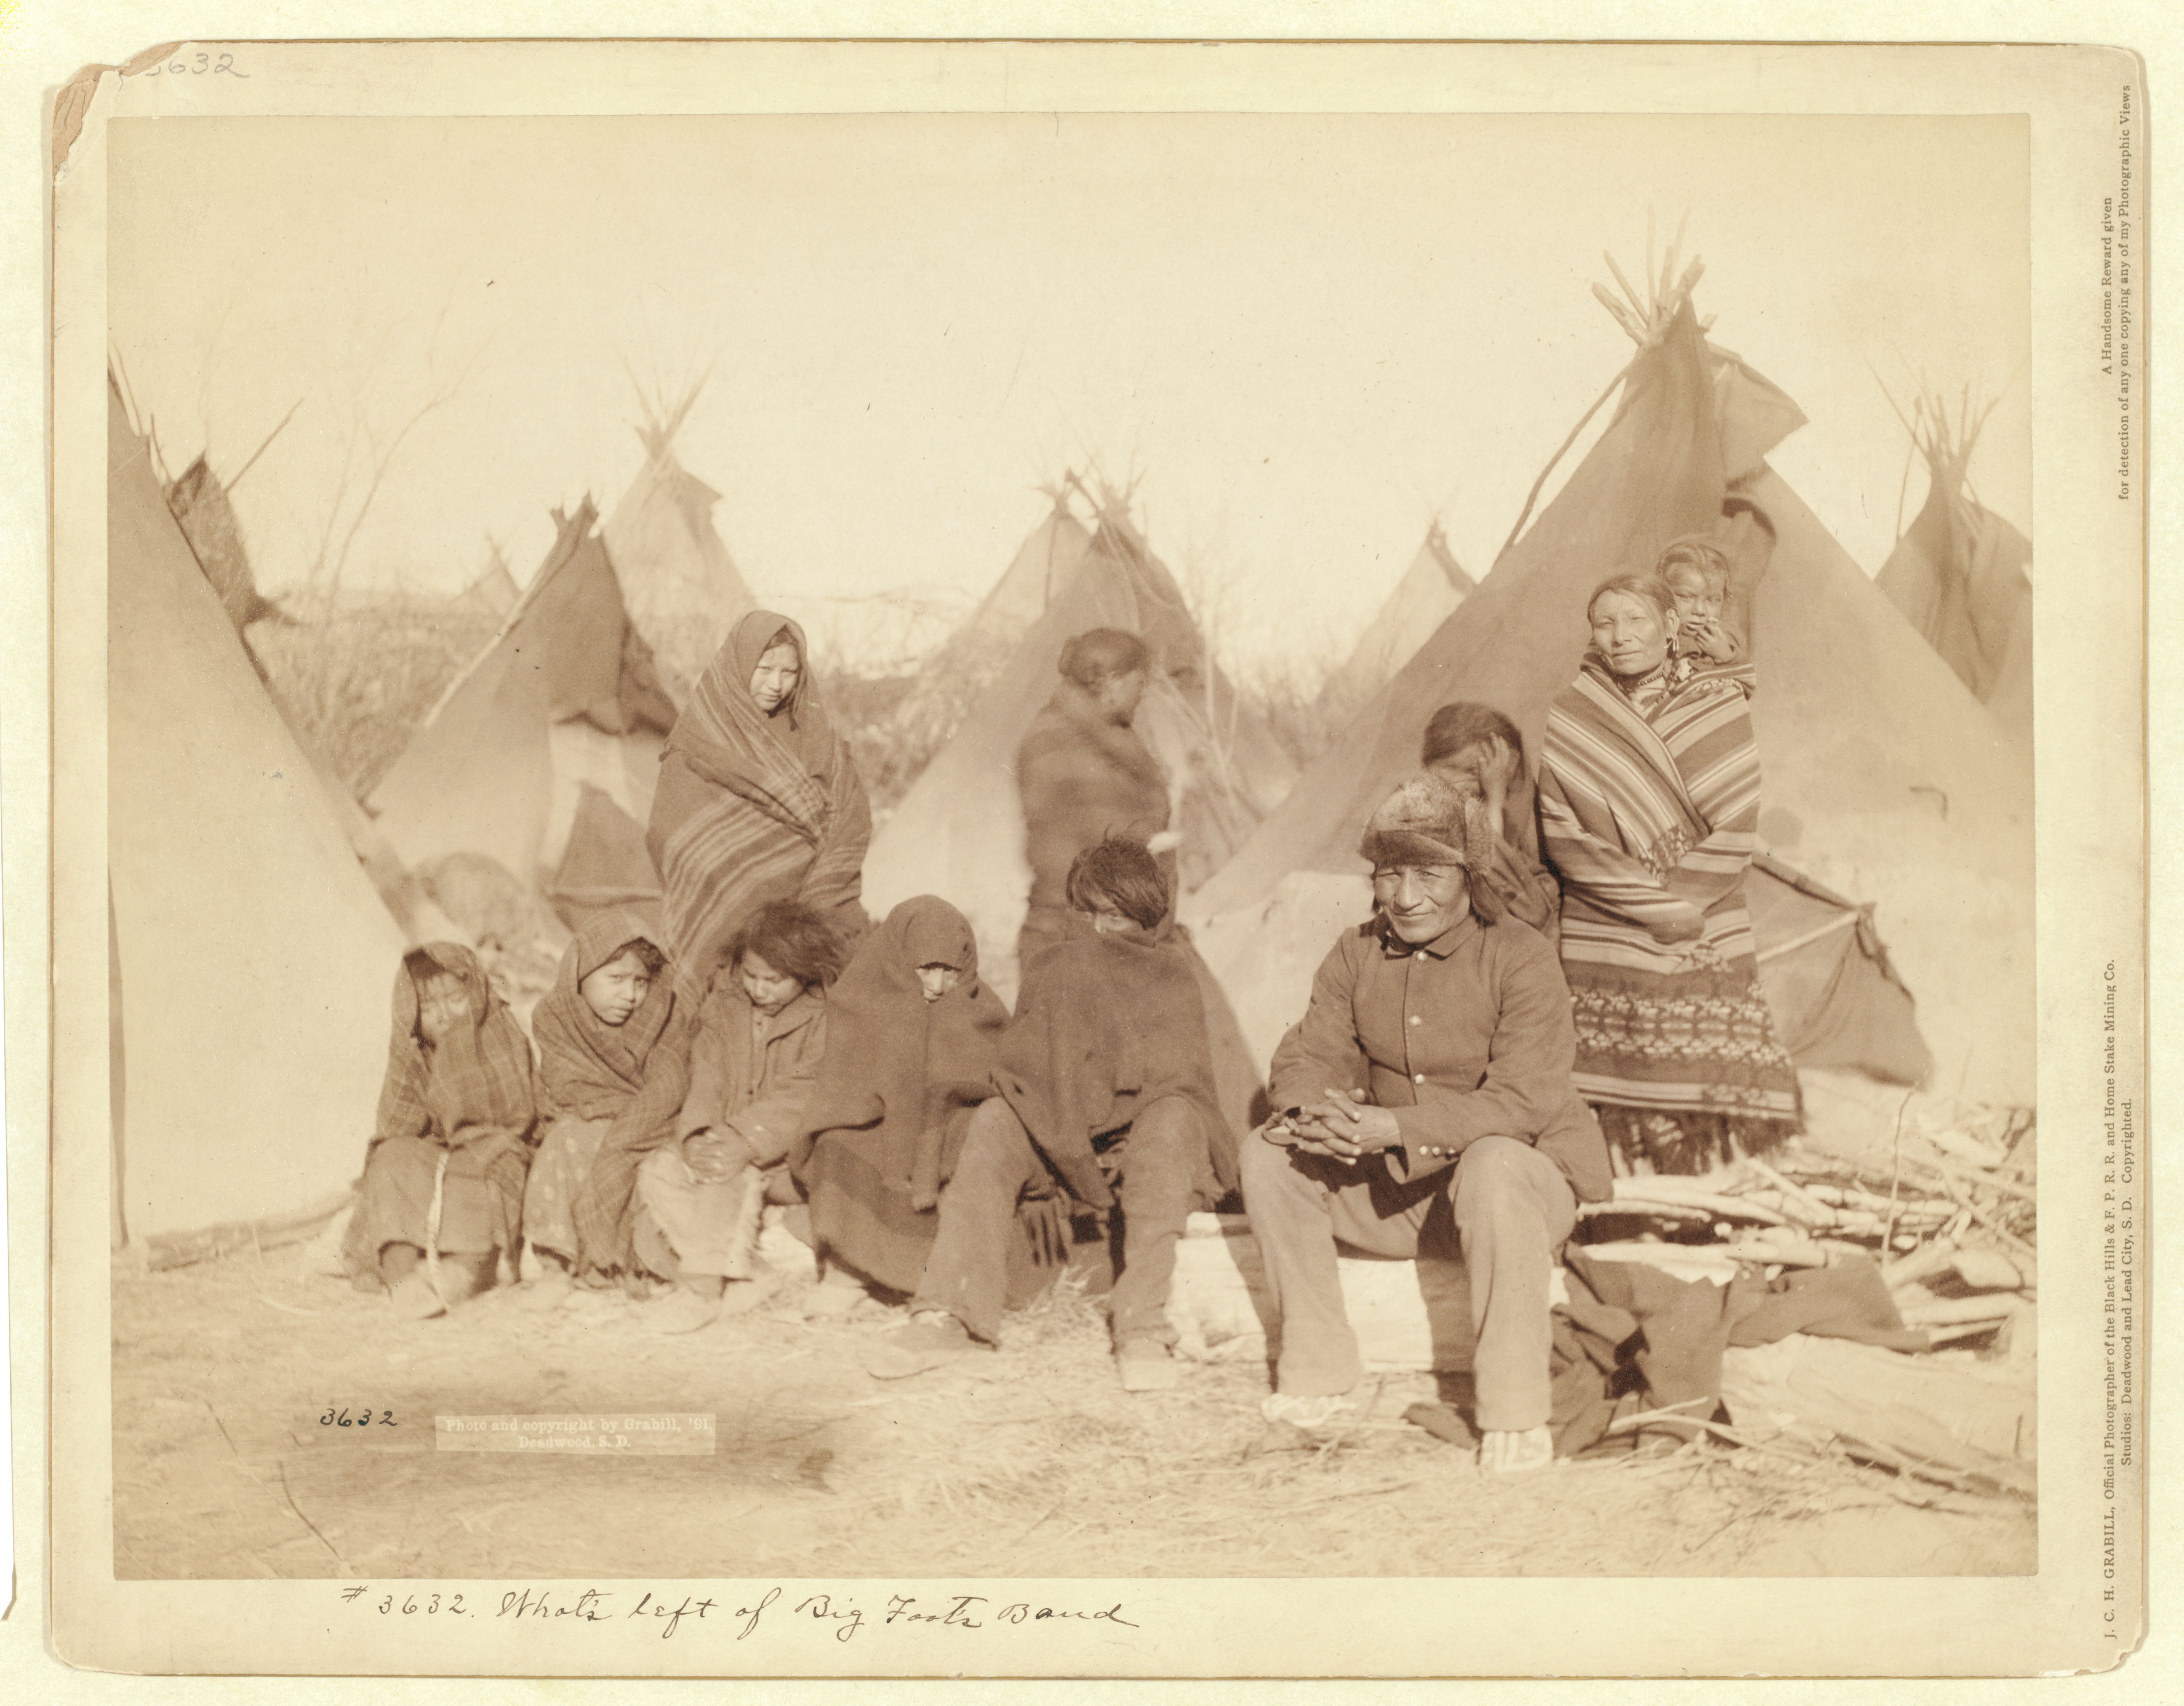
[1537, 655, 1799, 1160]
[648, 612, 871, 996]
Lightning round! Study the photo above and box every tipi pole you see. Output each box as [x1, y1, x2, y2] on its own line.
[226, 398, 302, 494]
[1491, 360, 1634, 569]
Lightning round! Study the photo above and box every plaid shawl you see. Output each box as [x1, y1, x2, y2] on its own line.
[531, 911, 693, 1276]
[651, 611, 870, 995]
[1537, 653, 1797, 1128]
[342, 942, 536, 1274]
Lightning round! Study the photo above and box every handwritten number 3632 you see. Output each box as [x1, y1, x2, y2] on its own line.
[143, 53, 249, 77]
[321, 1408, 396, 1427]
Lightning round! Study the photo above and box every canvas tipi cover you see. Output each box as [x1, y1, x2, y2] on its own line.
[369, 497, 680, 932]
[862, 494, 1099, 808]
[454, 541, 521, 622]
[863, 494, 1296, 1006]
[1187, 298, 2034, 1108]
[1317, 522, 1474, 713]
[1874, 394, 2033, 746]
[601, 392, 756, 704]
[108, 378, 406, 1243]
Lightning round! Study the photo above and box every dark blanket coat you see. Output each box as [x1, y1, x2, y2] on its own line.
[991, 920, 1237, 1214]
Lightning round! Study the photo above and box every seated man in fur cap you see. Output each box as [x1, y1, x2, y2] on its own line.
[1240, 771, 1612, 1476]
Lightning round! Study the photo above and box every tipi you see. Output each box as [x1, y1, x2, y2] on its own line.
[108, 376, 406, 1250]
[1186, 277, 2034, 1109]
[453, 536, 521, 621]
[1316, 521, 1474, 714]
[1873, 389, 2033, 746]
[863, 485, 1099, 808]
[864, 484, 1298, 1004]
[601, 380, 757, 704]
[368, 497, 681, 933]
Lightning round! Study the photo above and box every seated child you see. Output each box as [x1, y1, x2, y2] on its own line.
[1656, 536, 1747, 668]
[633, 899, 842, 1333]
[342, 943, 538, 1320]
[794, 895, 1065, 1321]
[520, 913, 686, 1308]
[1419, 702, 1562, 946]
[866, 837, 1238, 1393]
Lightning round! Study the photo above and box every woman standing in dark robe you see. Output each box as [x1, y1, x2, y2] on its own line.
[1014, 627, 1175, 974]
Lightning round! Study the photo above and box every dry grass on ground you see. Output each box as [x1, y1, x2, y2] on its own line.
[113, 1239, 2031, 1583]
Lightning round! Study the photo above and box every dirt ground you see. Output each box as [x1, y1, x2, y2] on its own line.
[111, 1235, 2034, 1582]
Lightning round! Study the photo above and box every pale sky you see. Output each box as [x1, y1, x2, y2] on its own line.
[108, 113, 2030, 675]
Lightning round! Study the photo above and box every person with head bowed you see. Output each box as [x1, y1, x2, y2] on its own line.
[865, 837, 1237, 1392]
[791, 895, 1065, 1319]
[632, 899, 844, 1331]
[647, 610, 871, 998]
[518, 914, 691, 1308]
[1420, 702, 1562, 946]
[343, 943, 540, 1319]
[1241, 772, 1611, 1477]
[1534, 571, 1798, 1176]
[1014, 627, 1180, 974]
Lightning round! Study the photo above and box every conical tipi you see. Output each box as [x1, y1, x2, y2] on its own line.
[864, 484, 1297, 1005]
[108, 375, 406, 1249]
[369, 497, 681, 933]
[453, 536, 521, 622]
[864, 487, 1098, 809]
[601, 380, 756, 703]
[1316, 521, 1474, 714]
[1187, 287, 2033, 1109]
[1873, 389, 2032, 746]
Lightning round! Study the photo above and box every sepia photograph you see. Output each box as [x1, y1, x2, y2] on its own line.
[35, 30, 2147, 1681]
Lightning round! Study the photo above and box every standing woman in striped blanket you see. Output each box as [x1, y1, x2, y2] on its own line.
[647, 611, 872, 997]
[1535, 571, 1800, 1174]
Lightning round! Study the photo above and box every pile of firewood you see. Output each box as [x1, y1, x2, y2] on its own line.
[1576, 1104, 2035, 1352]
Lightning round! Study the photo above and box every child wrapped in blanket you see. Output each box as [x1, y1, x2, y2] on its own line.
[632, 899, 844, 1333]
[342, 943, 538, 1319]
[520, 914, 690, 1310]
[1656, 536, 1748, 673]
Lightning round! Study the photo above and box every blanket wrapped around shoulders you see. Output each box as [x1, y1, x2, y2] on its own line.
[994, 920, 1237, 1213]
[792, 895, 1016, 1292]
[1015, 677, 1173, 919]
[341, 942, 537, 1279]
[648, 609, 870, 995]
[1536, 652, 1798, 1162]
[530, 910, 694, 1276]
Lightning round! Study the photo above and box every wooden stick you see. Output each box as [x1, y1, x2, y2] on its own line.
[1741, 1155, 1835, 1225]
[1931, 1175, 2038, 1258]
[1604, 251, 1649, 325]
[1610, 1179, 1790, 1224]
[1493, 359, 1635, 567]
